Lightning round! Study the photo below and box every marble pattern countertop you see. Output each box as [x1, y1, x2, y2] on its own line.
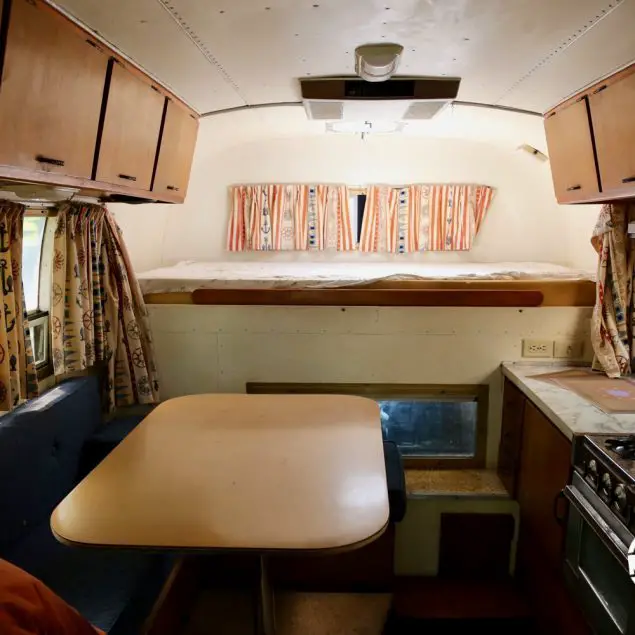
[501, 362, 635, 440]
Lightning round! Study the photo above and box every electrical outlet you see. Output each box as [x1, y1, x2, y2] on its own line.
[554, 340, 584, 359]
[522, 339, 554, 358]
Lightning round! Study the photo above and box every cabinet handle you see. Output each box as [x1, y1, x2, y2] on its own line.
[622, 176, 635, 184]
[118, 174, 137, 182]
[566, 185, 582, 191]
[547, 111, 557, 118]
[85, 39, 102, 51]
[166, 185, 180, 191]
[593, 84, 608, 94]
[35, 155, 65, 167]
[151, 85, 160, 93]
[575, 96, 585, 103]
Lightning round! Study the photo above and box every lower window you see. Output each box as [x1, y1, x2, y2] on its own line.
[27, 312, 50, 376]
[246, 383, 488, 468]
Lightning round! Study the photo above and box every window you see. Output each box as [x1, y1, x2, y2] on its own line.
[348, 192, 367, 246]
[22, 213, 53, 377]
[23, 215, 46, 313]
[245, 383, 488, 468]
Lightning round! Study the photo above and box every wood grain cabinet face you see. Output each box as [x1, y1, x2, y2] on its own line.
[517, 401, 571, 568]
[544, 99, 600, 203]
[497, 380, 526, 497]
[0, 0, 108, 178]
[152, 99, 199, 200]
[589, 73, 635, 193]
[95, 61, 165, 191]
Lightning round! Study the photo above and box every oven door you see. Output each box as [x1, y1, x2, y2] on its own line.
[564, 477, 635, 635]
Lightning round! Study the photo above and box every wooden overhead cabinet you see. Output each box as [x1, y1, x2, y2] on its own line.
[588, 71, 635, 195]
[544, 98, 600, 203]
[152, 99, 199, 201]
[95, 61, 165, 191]
[544, 63, 635, 204]
[0, 0, 108, 178]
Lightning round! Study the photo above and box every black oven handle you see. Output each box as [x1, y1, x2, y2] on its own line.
[564, 485, 630, 569]
[553, 490, 567, 526]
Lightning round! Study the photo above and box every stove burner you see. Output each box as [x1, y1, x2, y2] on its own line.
[605, 435, 635, 459]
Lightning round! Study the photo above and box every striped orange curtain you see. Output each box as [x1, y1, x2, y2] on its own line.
[360, 184, 495, 253]
[227, 184, 354, 251]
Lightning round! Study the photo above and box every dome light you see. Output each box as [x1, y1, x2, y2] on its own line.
[355, 44, 403, 83]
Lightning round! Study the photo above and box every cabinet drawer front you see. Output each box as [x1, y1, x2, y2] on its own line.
[0, 0, 108, 178]
[96, 61, 165, 191]
[544, 99, 600, 203]
[589, 72, 635, 193]
[152, 100, 198, 199]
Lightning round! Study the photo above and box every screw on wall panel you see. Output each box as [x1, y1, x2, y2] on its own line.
[155, 0, 248, 103]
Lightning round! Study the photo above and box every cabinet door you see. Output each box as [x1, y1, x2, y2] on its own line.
[544, 98, 600, 203]
[152, 99, 199, 200]
[0, 0, 108, 178]
[96, 61, 165, 190]
[497, 379, 526, 497]
[589, 72, 635, 193]
[517, 401, 571, 567]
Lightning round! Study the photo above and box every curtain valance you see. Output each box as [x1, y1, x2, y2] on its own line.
[359, 184, 494, 253]
[227, 184, 354, 251]
[227, 183, 494, 253]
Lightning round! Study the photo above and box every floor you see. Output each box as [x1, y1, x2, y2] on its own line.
[182, 590, 393, 635]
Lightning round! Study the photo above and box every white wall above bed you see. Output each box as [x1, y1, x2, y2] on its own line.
[110, 105, 601, 273]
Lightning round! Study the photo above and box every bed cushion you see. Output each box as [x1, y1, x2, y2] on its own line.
[137, 261, 595, 295]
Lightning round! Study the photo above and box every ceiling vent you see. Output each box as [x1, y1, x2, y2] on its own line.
[300, 76, 461, 121]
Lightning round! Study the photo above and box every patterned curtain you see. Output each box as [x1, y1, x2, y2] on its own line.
[590, 202, 635, 377]
[51, 203, 159, 411]
[359, 184, 495, 253]
[227, 184, 354, 251]
[0, 202, 38, 411]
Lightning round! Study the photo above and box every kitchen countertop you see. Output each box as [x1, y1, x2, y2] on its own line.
[501, 362, 635, 441]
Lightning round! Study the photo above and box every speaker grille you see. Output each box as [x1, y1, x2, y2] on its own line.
[304, 100, 344, 120]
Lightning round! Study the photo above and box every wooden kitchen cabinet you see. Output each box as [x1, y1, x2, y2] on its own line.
[544, 98, 600, 203]
[152, 99, 199, 201]
[589, 71, 635, 194]
[499, 379, 589, 635]
[516, 400, 571, 566]
[95, 60, 165, 191]
[0, 0, 108, 178]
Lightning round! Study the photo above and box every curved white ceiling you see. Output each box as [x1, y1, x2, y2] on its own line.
[52, 0, 635, 115]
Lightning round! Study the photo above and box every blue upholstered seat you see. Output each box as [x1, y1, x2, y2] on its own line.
[383, 440, 407, 523]
[4, 523, 168, 633]
[0, 377, 171, 633]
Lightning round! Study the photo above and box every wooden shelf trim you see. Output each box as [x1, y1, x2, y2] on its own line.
[190, 288, 544, 307]
[144, 280, 595, 307]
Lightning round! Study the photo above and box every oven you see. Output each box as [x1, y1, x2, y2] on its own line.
[564, 472, 635, 635]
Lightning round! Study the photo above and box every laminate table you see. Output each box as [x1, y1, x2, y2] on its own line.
[51, 394, 389, 634]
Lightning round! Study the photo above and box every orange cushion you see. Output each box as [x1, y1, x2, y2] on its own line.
[0, 558, 104, 635]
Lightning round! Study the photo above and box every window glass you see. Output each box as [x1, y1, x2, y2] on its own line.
[22, 216, 46, 313]
[378, 398, 478, 457]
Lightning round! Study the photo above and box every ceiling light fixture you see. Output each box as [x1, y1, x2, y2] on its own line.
[326, 120, 405, 134]
[355, 43, 403, 82]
